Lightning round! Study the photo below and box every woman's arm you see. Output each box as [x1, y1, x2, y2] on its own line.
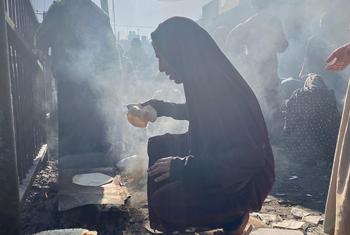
[142, 100, 189, 120]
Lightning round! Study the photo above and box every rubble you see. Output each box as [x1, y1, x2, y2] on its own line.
[272, 220, 306, 230]
[254, 213, 283, 225]
[303, 215, 322, 225]
[251, 228, 304, 235]
[21, 150, 329, 234]
[291, 207, 311, 218]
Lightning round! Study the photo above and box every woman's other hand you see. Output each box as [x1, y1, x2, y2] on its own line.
[326, 42, 350, 71]
[148, 157, 175, 183]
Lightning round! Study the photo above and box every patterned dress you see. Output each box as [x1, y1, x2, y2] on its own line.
[283, 74, 341, 159]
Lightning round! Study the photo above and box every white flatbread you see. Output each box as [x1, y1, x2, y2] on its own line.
[72, 173, 113, 187]
[34, 229, 97, 235]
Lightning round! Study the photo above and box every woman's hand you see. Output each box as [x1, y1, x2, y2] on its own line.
[148, 157, 175, 183]
[326, 43, 350, 71]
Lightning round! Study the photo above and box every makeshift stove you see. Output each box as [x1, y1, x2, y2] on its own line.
[58, 152, 130, 211]
[57, 152, 131, 233]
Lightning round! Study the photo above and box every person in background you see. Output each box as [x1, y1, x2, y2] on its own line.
[277, 0, 313, 79]
[127, 38, 150, 72]
[324, 42, 350, 235]
[300, 10, 350, 107]
[225, 0, 288, 137]
[140, 17, 274, 235]
[37, 0, 119, 156]
[282, 74, 340, 161]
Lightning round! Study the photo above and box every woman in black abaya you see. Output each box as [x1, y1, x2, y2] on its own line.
[143, 17, 274, 235]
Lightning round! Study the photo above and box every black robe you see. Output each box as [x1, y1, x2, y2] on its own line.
[147, 17, 275, 231]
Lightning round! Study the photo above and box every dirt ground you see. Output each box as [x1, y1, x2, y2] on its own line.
[20, 144, 332, 235]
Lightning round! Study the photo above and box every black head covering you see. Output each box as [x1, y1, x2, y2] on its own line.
[152, 17, 271, 159]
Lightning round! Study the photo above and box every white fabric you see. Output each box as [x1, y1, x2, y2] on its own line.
[324, 81, 350, 235]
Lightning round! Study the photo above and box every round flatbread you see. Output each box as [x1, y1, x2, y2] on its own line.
[72, 173, 113, 187]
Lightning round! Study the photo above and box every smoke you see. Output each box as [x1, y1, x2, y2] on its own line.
[36, 1, 188, 191]
[67, 36, 188, 181]
[71, 33, 189, 184]
[42, 0, 350, 198]
[204, 0, 350, 130]
[110, 65, 188, 184]
[79, 1, 341, 154]
[77, 0, 348, 206]
[204, 0, 348, 184]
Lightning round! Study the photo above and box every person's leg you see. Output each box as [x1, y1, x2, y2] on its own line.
[147, 133, 190, 230]
[147, 133, 189, 166]
[150, 181, 248, 233]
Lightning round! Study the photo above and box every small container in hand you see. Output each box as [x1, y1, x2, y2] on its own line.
[126, 104, 157, 128]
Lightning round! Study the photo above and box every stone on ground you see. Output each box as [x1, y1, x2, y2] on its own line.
[251, 228, 304, 235]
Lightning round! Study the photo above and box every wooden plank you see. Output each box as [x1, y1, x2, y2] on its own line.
[59, 171, 129, 211]
[0, 0, 20, 234]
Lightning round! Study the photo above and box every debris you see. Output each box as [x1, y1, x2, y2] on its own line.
[278, 200, 297, 207]
[291, 207, 311, 218]
[289, 176, 298, 180]
[143, 223, 162, 234]
[306, 232, 327, 235]
[72, 173, 113, 187]
[251, 228, 304, 235]
[272, 220, 306, 230]
[256, 213, 283, 225]
[303, 215, 322, 225]
[244, 225, 253, 235]
[306, 194, 313, 197]
[251, 212, 260, 218]
[264, 198, 272, 203]
[249, 216, 269, 229]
